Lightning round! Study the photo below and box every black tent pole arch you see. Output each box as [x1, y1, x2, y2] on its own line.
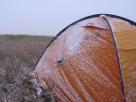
[34, 14, 136, 69]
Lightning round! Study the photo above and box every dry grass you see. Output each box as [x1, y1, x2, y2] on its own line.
[0, 35, 54, 102]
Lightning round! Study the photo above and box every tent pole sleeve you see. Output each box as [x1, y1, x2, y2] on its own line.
[100, 15, 126, 102]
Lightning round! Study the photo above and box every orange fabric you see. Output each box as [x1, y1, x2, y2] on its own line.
[109, 17, 136, 102]
[34, 18, 124, 102]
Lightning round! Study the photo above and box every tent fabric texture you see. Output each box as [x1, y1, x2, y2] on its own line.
[33, 14, 136, 102]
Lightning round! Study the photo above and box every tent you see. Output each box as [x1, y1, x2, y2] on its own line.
[33, 14, 136, 102]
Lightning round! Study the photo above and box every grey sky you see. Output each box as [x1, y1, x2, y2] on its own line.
[0, 0, 136, 36]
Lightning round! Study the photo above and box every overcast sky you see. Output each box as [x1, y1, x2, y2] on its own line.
[0, 0, 136, 36]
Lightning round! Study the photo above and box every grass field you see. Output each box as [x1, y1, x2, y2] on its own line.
[0, 35, 54, 102]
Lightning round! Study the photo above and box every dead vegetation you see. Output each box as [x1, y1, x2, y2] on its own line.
[0, 35, 54, 102]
